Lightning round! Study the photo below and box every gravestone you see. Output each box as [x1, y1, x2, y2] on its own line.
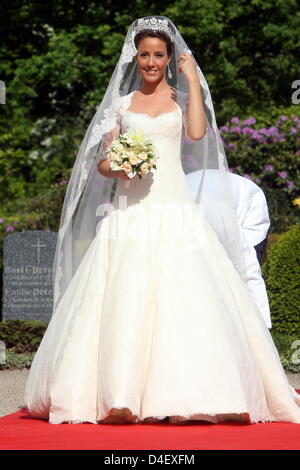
[2, 230, 58, 322]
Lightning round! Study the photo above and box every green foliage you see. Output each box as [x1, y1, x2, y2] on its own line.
[0, 174, 69, 271]
[0, 319, 47, 370]
[262, 222, 300, 336]
[220, 108, 300, 233]
[263, 187, 300, 234]
[1, 0, 299, 375]
[0, 0, 300, 206]
[165, 0, 300, 122]
[0, 319, 48, 352]
[271, 333, 300, 373]
[0, 348, 36, 370]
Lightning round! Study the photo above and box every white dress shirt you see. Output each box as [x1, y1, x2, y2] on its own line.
[186, 170, 272, 329]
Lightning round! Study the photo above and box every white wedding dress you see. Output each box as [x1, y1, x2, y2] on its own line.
[24, 96, 300, 425]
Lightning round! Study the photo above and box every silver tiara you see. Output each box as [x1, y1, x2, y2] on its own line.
[133, 17, 174, 42]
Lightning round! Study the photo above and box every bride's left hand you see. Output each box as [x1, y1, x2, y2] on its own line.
[177, 52, 199, 83]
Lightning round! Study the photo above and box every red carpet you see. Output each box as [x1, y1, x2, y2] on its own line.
[1, 392, 300, 450]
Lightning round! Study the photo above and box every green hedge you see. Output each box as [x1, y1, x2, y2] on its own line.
[0, 319, 47, 353]
[0, 173, 69, 272]
[262, 222, 300, 336]
[220, 108, 300, 234]
[0, 319, 47, 369]
[271, 333, 300, 373]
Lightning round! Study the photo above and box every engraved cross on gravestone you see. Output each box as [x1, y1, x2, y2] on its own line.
[2, 230, 58, 322]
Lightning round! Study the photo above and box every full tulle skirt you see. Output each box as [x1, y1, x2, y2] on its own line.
[24, 201, 300, 424]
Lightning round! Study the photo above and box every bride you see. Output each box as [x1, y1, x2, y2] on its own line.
[24, 15, 300, 425]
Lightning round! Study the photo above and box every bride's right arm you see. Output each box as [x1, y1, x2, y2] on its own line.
[97, 124, 118, 178]
[98, 158, 130, 180]
[98, 158, 118, 178]
[97, 123, 130, 180]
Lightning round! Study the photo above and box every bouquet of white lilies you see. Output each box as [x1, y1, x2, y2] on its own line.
[105, 129, 158, 179]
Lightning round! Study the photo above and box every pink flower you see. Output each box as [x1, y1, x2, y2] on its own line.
[231, 126, 241, 133]
[242, 127, 255, 135]
[252, 131, 264, 140]
[227, 143, 235, 150]
[243, 117, 256, 125]
[5, 225, 14, 232]
[267, 126, 279, 135]
[0, 217, 4, 223]
[265, 164, 274, 171]
[259, 128, 268, 135]
[231, 117, 240, 124]
[278, 171, 287, 179]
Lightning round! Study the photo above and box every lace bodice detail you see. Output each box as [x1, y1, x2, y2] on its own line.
[112, 101, 194, 207]
[122, 106, 183, 139]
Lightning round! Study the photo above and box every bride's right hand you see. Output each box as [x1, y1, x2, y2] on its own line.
[97, 158, 132, 180]
[116, 170, 132, 181]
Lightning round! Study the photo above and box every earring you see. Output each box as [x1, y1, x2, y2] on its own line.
[167, 63, 172, 79]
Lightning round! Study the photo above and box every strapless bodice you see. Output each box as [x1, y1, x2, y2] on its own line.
[112, 104, 194, 207]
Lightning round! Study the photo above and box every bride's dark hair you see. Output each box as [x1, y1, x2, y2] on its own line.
[134, 30, 174, 57]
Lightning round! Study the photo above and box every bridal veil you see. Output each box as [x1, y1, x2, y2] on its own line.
[51, 15, 248, 314]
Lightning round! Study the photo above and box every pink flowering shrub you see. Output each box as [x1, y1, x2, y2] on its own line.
[220, 112, 300, 232]
[222, 113, 300, 193]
